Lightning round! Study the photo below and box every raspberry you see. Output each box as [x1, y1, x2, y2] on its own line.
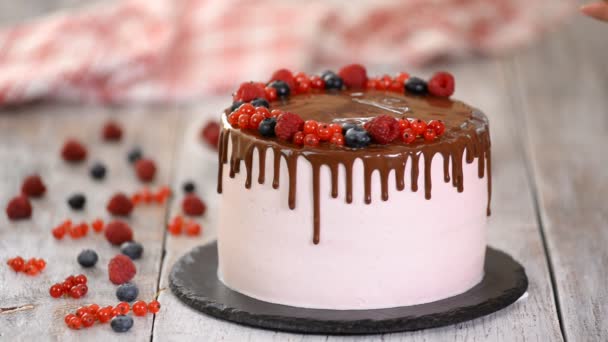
[364, 115, 400, 144]
[233, 82, 266, 102]
[269, 69, 296, 91]
[274, 112, 304, 141]
[21, 175, 46, 197]
[182, 194, 206, 216]
[338, 64, 368, 89]
[201, 121, 220, 148]
[135, 158, 156, 183]
[428, 72, 455, 97]
[61, 139, 87, 162]
[107, 193, 134, 216]
[105, 220, 134, 246]
[6, 195, 32, 220]
[108, 254, 136, 285]
[102, 120, 123, 141]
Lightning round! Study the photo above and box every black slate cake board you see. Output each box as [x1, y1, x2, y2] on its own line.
[169, 242, 528, 335]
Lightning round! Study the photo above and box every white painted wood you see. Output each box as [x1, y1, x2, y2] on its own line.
[0, 104, 179, 341]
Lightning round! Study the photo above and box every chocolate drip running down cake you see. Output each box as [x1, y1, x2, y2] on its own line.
[216, 65, 491, 310]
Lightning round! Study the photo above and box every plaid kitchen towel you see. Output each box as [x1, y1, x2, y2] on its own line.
[0, 0, 573, 105]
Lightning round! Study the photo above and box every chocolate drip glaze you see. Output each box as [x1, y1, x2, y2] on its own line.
[218, 90, 492, 244]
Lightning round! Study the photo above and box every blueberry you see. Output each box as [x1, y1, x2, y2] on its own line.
[230, 101, 244, 112]
[120, 241, 143, 260]
[405, 77, 428, 95]
[111, 315, 134, 333]
[67, 193, 86, 210]
[127, 148, 143, 164]
[323, 74, 344, 90]
[344, 127, 371, 148]
[341, 122, 359, 135]
[182, 181, 196, 193]
[77, 249, 98, 268]
[116, 282, 139, 302]
[251, 98, 269, 108]
[258, 118, 277, 137]
[269, 80, 290, 99]
[90, 162, 107, 180]
[321, 70, 337, 80]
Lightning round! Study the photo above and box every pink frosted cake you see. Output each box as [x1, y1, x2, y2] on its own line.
[216, 65, 491, 310]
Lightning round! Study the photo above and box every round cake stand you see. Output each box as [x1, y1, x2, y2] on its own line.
[169, 242, 528, 335]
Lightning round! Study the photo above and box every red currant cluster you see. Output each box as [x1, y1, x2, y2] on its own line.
[167, 215, 202, 236]
[64, 300, 161, 330]
[399, 119, 446, 144]
[52, 218, 105, 240]
[227, 104, 280, 129]
[131, 185, 171, 206]
[366, 72, 411, 92]
[49, 274, 89, 299]
[6, 256, 46, 276]
[298, 120, 344, 147]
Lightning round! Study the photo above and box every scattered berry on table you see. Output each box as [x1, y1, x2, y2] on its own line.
[120, 241, 143, 260]
[81, 313, 96, 327]
[167, 216, 184, 235]
[21, 174, 46, 197]
[91, 218, 104, 233]
[338, 64, 368, 89]
[182, 181, 196, 193]
[76, 306, 89, 317]
[107, 193, 134, 216]
[405, 77, 428, 96]
[77, 249, 98, 268]
[182, 194, 206, 216]
[88, 304, 100, 314]
[364, 115, 401, 144]
[274, 112, 304, 141]
[200, 121, 220, 148]
[67, 193, 86, 210]
[111, 315, 134, 333]
[49, 283, 64, 298]
[90, 162, 107, 180]
[64, 313, 77, 325]
[148, 300, 161, 314]
[115, 302, 130, 315]
[427, 71, 455, 97]
[132, 301, 147, 316]
[7, 256, 25, 272]
[268, 80, 290, 99]
[108, 254, 137, 285]
[233, 82, 266, 102]
[67, 316, 82, 330]
[61, 139, 87, 162]
[258, 118, 276, 137]
[75, 274, 88, 285]
[5, 195, 32, 220]
[116, 282, 139, 302]
[185, 221, 202, 236]
[344, 126, 371, 148]
[409, 119, 428, 136]
[102, 120, 123, 141]
[105, 220, 134, 246]
[134, 158, 156, 183]
[127, 148, 143, 165]
[97, 308, 112, 323]
[251, 98, 270, 108]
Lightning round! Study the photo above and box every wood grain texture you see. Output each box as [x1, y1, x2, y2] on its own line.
[511, 13, 608, 341]
[0, 104, 179, 341]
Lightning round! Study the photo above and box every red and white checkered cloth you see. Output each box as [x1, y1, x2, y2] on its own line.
[0, 0, 573, 105]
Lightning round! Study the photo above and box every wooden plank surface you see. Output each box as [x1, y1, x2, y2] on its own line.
[0, 105, 179, 340]
[511, 12, 608, 341]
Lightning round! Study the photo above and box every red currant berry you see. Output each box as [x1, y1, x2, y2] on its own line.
[409, 119, 427, 136]
[69, 286, 82, 299]
[68, 227, 80, 239]
[378, 75, 391, 90]
[185, 221, 201, 236]
[249, 113, 264, 130]
[265, 86, 278, 101]
[64, 313, 77, 325]
[294, 72, 308, 79]
[88, 304, 100, 315]
[227, 112, 240, 126]
[296, 78, 311, 93]
[97, 308, 112, 323]
[148, 300, 161, 314]
[397, 119, 410, 132]
[237, 103, 255, 116]
[303, 134, 320, 147]
[49, 284, 64, 298]
[270, 109, 283, 118]
[329, 133, 345, 146]
[91, 218, 104, 233]
[8, 256, 24, 272]
[293, 131, 304, 146]
[328, 123, 342, 136]
[428, 120, 446, 136]
[132, 301, 148, 316]
[76, 306, 89, 318]
[402, 128, 417, 144]
[423, 129, 437, 141]
[255, 107, 271, 118]
[395, 72, 410, 84]
[309, 76, 325, 89]
[111, 307, 120, 317]
[366, 78, 378, 89]
[74, 274, 87, 285]
[24, 263, 39, 276]
[116, 302, 130, 315]
[389, 81, 403, 92]
[52, 225, 66, 239]
[303, 120, 318, 135]
[67, 316, 82, 330]
[61, 281, 73, 293]
[81, 313, 95, 328]
[237, 114, 250, 129]
[317, 124, 332, 141]
[34, 258, 46, 271]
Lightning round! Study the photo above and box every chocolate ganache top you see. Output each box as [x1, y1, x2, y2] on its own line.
[218, 89, 491, 244]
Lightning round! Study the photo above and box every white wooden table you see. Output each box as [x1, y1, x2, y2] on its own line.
[1, 2, 607, 341]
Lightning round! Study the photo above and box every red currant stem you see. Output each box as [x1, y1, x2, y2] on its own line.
[153, 287, 167, 300]
[0, 304, 35, 314]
